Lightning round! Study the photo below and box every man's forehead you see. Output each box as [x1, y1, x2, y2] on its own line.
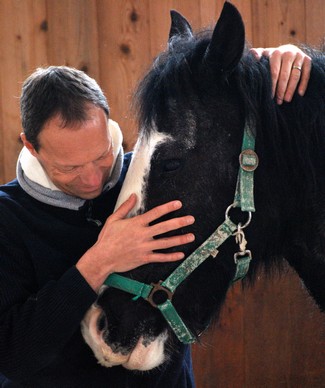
[38, 110, 112, 163]
[46, 105, 108, 129]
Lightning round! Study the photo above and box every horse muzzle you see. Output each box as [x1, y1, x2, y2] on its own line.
[81, 304, 168, 371]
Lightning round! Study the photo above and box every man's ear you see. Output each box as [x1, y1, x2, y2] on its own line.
[20, 133, 38, 157]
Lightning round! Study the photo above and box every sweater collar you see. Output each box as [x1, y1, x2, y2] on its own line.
[17, 119, 124, 210]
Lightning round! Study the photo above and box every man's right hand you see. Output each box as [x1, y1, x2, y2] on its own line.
[76, 194, 195, 292]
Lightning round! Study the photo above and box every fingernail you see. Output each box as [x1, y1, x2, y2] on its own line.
[173, 201, 182, 209]
[187, 216, 195, 225]
[187, 233, 195, 242]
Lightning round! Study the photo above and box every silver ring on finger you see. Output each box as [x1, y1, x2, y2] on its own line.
[292, 65, 302, 72]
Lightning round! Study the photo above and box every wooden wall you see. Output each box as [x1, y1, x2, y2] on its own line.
[0, 1, 324, 386]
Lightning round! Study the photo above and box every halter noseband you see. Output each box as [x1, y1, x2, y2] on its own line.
[104, 122, 258, 344]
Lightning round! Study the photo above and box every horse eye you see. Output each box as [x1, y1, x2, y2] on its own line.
[163, 159, 181, 172]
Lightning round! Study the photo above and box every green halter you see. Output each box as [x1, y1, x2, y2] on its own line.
[104, 122, 258, 344]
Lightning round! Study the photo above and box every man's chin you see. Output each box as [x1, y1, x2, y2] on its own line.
[59, 184, 104, 200]
[62, 187, 103, 200]
[78, 188, 103, 200]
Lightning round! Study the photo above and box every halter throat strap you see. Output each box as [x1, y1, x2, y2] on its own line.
[104, 121, 258, 344]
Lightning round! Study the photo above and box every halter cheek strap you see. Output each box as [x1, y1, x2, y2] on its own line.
[104, 121, 258, 344]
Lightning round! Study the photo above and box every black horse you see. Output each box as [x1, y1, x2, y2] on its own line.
[81, 1, 325, 371]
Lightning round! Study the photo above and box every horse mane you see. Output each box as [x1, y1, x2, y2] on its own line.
[237, 47, 325, 192]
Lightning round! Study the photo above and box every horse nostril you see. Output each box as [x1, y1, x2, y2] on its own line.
[98, 312, 107, 331]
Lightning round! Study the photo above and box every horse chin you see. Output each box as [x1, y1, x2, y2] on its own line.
[123, 332, 168, 371]
[81, 304, 168, 371]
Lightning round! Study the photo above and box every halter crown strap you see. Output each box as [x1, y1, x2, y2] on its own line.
[234, 121, 258, 212]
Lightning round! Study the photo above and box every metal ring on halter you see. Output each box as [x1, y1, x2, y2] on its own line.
[225, 203, 252, 229]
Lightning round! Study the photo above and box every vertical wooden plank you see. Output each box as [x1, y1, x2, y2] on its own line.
[192, 283, 246, 388]
[46, 0, 100, 79]
[251, 0, 306, 47]
[198, 0, 221, 29]
[194, 267, 325, 387]
[305, 0, 325, 47]
[0, 0, 48, 183]
[244, 266, 325, 386]
[148, 0, 173, 58]
[97, 0, 151, 151]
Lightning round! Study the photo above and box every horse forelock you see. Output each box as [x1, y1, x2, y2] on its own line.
[134, 32, 213, 134]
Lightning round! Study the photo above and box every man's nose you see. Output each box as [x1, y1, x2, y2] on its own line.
[80, 163, 102, 186]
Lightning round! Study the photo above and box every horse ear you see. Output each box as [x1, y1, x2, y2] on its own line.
[204, 1, 245, 73]
[169, 10, 193, 42]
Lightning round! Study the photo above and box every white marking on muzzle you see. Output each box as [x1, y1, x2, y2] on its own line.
[81, 305, 130, 367]
[114, 127, 172, 217]
[124, 332, 168, 371]
[81, 305, 168, 370]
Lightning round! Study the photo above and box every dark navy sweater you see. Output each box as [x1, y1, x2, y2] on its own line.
[0, 154, 195, 388]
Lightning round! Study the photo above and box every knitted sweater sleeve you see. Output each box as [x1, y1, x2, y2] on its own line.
[0, 225, 98, 380]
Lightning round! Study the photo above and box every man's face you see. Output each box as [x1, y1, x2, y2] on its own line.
[22, 105, 114, 200]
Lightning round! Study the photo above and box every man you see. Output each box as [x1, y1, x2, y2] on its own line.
[0, 45, 311, 387]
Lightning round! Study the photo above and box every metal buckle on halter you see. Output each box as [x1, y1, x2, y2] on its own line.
[239, 149, 259, 172]
[146, 281, 174, 308]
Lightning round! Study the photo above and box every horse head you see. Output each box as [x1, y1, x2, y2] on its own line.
[81, 0, 325, 371]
